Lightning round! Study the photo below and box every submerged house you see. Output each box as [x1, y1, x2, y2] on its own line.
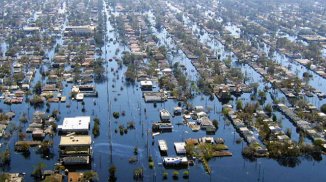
[198, 117, 216, 131]
[158, 140, 168, 153]
[72, 85, 97, 97]
[59, 135, 92, 165]
[174, 142, 186, 155]
[162, 156, 188, 166]
[58, 116, 90, 134]
[65, 25, 95, 36]
[140, 80, 153, 91]
[143, 91, 167, 102]
[152, 122, 173, 132]
[160, 109, 171, 122]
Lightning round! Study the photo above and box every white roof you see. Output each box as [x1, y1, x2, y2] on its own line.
[66, 25, 95, 30]
[239, 127, 250, 132]
[163, 156, 187, 164]
[76, 93, 84, 100]
[195, 106, 204, 111]
[72, 86, 80, 93]
[174, 142, 186, 154]
[140, 80, 153, 86]
[158, 140, 168, 151]
[278, 103, 286, 107]
[58, 116, 90, 131]
[160, 109, 171, 117]
[184, 114, 191, 119]
[277, 135, 289, 140]
[23, 26, 40, 31]
[197, 111, 207, 117]
[162, 68, 172, 72]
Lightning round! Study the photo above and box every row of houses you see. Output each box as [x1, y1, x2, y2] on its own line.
[277, 103, 326, 146]
[183, 105, 217, 133]
[26, 111, 56, 139]
[224, 105, 268, 155]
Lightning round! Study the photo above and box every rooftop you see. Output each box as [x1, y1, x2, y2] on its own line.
[58, 116, 90, 131]
[59, 135, 91, 146]
[67, 172, 83, 182]
[174, 142, 186, 154]
[140, 80, 153, 86]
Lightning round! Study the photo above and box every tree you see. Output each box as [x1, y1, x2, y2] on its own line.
[267, 65, 275, 75]
[258, 91, 266, 99]
[224, 57, 232, 68]
[19, 113, 28, 123]
[242, 145, 256, 160]
[272, 114, 277, 122]
[92, 118, 100, 137]
[212, 119, 219, 129]
[183, 171, 189, 179]
[0, 174, 10, 181]
[125, 65, 136, 82]
[134, 147, 138, 155]
[83, 171, 98, 181]
[113, 112, 120, 119]
[163, 172, 168, 180]
[32, 162, 46, 179]
[173, 171, 179, 180]
[93, 59, 105, 82]
[236, 100, 243, 110]
[133, 168, 143, 180]
[30, 95, 44, 106]
[39, 140, 53, 156]
[0, 148, 10, 165]
[20, 142, 30, 153]
[320, 104, 326, 114]
[109, 165, 117, 182]
[264, 104, 273, 113]
[33, 81, 42, 95]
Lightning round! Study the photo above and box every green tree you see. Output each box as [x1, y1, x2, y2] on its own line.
[320, 104, 326, 114]
[83, 171, 98, 181]
[33, 81, 42, 95]
[109, 165, 117, 182]
[236, 100, 243, 110]
[32, 162, 46, 179]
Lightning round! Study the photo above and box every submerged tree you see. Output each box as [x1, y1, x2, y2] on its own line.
[32, 162, 46, 179]
[109, 165, 117, 182]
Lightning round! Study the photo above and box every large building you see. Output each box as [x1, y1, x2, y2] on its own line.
[59, 135, 92, 165]
[64, 25, 95, 35]
[58, 116, 90, 134]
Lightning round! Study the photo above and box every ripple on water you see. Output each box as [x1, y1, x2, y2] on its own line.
[93, 142, 144, 158]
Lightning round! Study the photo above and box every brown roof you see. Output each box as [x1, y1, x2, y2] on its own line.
[67, 172, 83, 182]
